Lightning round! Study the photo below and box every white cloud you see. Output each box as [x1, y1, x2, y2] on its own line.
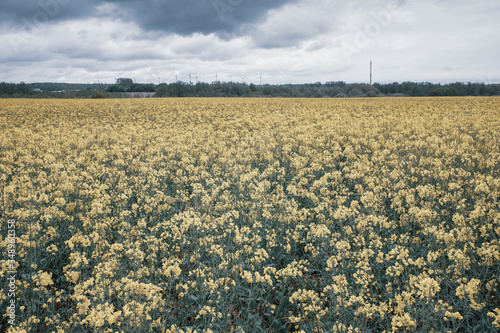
[0, 0, 498, 84]
[251, 1, 346, 49]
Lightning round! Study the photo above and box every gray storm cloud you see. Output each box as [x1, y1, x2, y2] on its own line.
[0, 0, 297, 36]
[0, 0, 498, 84]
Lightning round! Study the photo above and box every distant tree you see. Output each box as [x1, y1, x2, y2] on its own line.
[130, 83, 156, 92]
[92, 91, 109, 99]
[18, 82, 32, 95]
[107, 85, 125, 93]
[326, 86, 344, 97]
[407, 83, 426, 96]
[154, 84, 168, 97]
[116, 78, 134, 89]
[0, 82, 17, 96]
[312, 87, 325, 98]
[489, 84, 500, 96]
[348, 88, 365, 97]
[326, 81, 347, 88]
[429, 87, 457, 96]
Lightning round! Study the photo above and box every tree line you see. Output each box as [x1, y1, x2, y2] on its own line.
[154, 81, 500, 98]
[1, 80, 499, 98]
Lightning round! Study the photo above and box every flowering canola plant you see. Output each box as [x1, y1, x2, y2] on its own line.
[0, 97, 499, 332]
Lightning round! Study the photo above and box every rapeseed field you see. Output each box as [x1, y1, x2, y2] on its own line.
[0, 97, 499, 332]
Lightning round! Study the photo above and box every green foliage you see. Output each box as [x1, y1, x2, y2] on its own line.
[107, 85, 125, 93]
[115, 77, 134, 88]
[0, 82, 33, 97]
[92, 91, 109, 99]
[2, 80, 500, 99]
[429, 87, 458, 96]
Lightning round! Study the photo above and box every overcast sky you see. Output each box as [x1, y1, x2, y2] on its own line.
[0, 0, 498, 84]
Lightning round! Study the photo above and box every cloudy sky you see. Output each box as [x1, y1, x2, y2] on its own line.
[0, 0, 498, 84]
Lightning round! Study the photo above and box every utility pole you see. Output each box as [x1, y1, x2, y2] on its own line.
[370, 61, 373, 85]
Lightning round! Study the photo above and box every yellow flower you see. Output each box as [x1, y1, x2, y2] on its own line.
[46, 244, 59, 255]
[32, 271, 54, 287]
[416, 277, 440, 299]
[391, 313, 416, 332]
[163, 264, 182, 277]
[488, 308, 500, 328]
[456, 278, 481, 299]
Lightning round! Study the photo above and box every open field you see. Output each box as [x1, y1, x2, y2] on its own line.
[1, 97, 499, 332]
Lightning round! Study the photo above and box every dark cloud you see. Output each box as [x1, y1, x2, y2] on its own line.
[0, 0, 297, 36]
[1, 0, 498, 84]
[104, 0, 298, 36]
[0, 0, 94, 26]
